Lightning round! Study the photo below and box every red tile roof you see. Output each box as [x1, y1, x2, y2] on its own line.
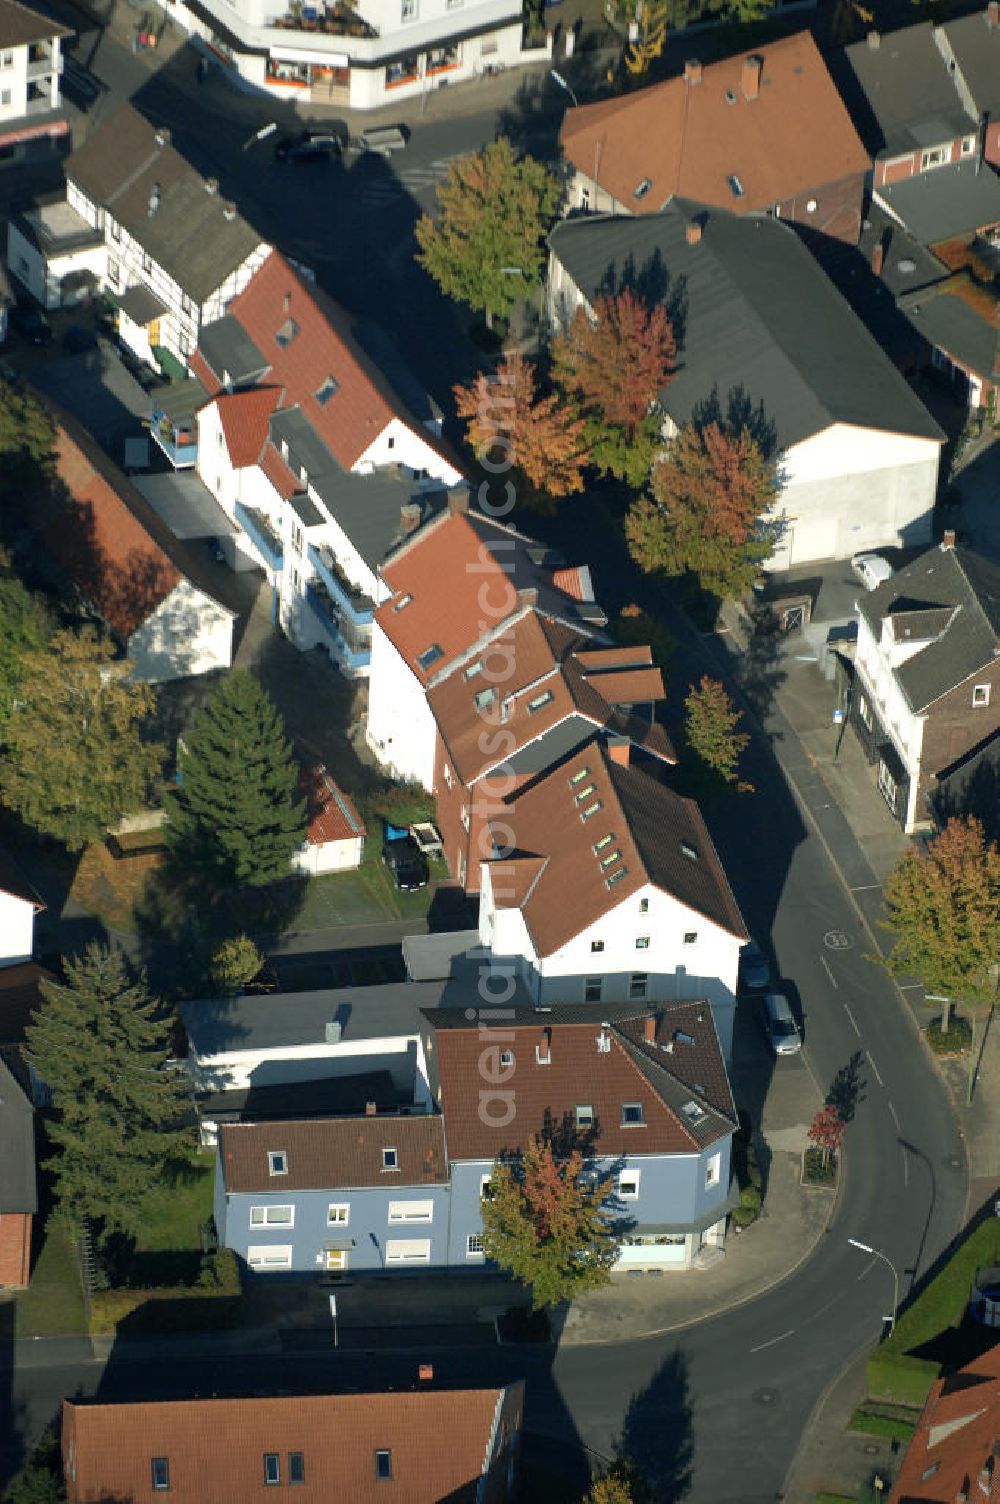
[220, 1114, 447, 1193]
[258, 442, 301, 501]
[431, 1004, 734, 1160]
[560, 32, 869, 217]
[187, 348, 220, 396]
[62, 1385, 524, 1504]
[888, 1340, 1000, 1502]
[300, 764, 366, 846]
[0, 961, 50, 1046]
[47, 425, 181, 638]
[214, 387, 281, 467]
[485, 740, 745, 956]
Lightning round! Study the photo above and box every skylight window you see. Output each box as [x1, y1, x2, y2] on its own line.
[727, 174, 745, 198]
[574, 784, 596, 803]
[633, 178, 652, 200]
[580, 800, 603, 821]
[474, 687, 497, 711]
[680, 841, 700, 861]
[527, 690, 554, 713]
[682, 1100, 707, 1124]
[275, 317, 299, 348]
[593, 834, 615, 853]
[315, 375, 339, 405]
[568, 767, 591, 786]
[599, 849, 622, 870]
[417, 644, 444, 672]
[393, 593, 412, 612]
[463, 661, 483, 680]
[606, 866, 629, 888]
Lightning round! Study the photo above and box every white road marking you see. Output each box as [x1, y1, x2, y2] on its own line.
[896, 982, 925, 989]
[750, 1329, 795, 1353]
[849, 884, 882, 892]
[820, 955, 839, 990]
[866, 1050, 885, 1087]
[843, 1002, 861, 1036]
[887, 1100, 901, 1131]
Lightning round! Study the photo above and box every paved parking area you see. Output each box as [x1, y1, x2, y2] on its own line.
[13, 331, 152, 457]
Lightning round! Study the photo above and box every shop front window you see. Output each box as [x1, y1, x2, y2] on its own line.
[386, 53, 419, 86]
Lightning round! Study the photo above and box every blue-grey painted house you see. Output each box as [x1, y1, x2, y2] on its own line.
[215, 1001, 739, 1275]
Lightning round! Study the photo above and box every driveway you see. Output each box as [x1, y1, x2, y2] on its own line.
[26, 335, 151, 456]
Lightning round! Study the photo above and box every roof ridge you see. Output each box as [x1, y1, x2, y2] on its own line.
[609, 1030, 701, 1150]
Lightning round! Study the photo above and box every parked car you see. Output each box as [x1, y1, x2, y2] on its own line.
[357, 123, 408, 155]
[740, 940, 770, 991]
[762, 992, 801, 1056]
[13, 302, 52, 346]
[851, 552, 894, 592]
[62, 324, 98, 354]
[382, 832, 429, 892]
[275, 130, 342, 162]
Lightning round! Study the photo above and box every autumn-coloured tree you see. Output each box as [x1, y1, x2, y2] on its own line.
[453, 350, 590, 505]
[684, 675, 751, 791]
[583, 1459, 655, 1504]
[808, 1104, 845, 1170]
[626, 420, 779, 597]
[481, 1135, 618, 1308]
[551, 288, 676, 488]
[415, 138, 561, 329]
[612, 604, 675, 680]
[881, 816, 1000, 1102]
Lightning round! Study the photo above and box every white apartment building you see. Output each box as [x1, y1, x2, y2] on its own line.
[0, 0, 69, 160]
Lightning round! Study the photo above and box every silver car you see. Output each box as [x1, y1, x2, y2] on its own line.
[763, 992, 801, 1056]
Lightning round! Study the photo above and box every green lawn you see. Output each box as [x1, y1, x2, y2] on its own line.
[135, 1155, 215, 1254]
[15, 1218, 87, 1338]
[885, 1217, 1000, 1357]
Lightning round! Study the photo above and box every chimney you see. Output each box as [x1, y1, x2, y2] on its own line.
[204, 176, 219, 195]
[154, 127, 170, 147]
[447, 485, 470, 516]
[685, 220, 703, 245]
[867, 28, 881, 47]
[607, 734, 631, 767]
[988, 1, 999, 28]
[283, 291, 292, 314]
[871, 240, 885, 277]
[222, 202, 237, 221]
[418, 1364, 434, 1382]
[400, 502, 423, 538]
[520, 586, 539, 607]
[147, 182, 161, 218]
[684, 58, 702, 85]
[943, 528, 957, 549]
[741, 54, 762, 101]
[537, 1026, 551, 1064]
[643, 1014, 657, 1043]
[365, 1100, 377, 1116]
[325, 1019, 342, 1044]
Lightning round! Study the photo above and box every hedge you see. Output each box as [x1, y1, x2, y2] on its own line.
[847, 1408, 917, 1441]
[89, 1248, 241, 1335]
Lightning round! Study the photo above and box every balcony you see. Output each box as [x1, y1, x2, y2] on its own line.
[307, 543, 374, 627]
[306, 581, 371, 674]
[26, 51, 61, 80]
[235, 502, 283, 571]
[273, 1, 378, 39]
[150, 410, 198, 469]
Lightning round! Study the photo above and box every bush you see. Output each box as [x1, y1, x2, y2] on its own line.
[847, 1408, 917, 1441]
[88, 1249, 241, 1334]
[803, 1147, 837, 1185]
[925, 1015, 973, 1055]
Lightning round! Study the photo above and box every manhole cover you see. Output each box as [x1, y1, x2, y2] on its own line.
[752, 1388, 778, 1405]
[824, 929, 854, 951]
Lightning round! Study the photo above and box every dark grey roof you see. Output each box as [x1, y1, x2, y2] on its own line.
[198, 315, 269, 387]
[861, 205, 949, 297]
[118, 284, 167, 327]
[879, 162, 1000, 245]
[0, 0, 70, 48]
[316, 471, 447, 573]
[182, 972, 537, 1057]
[941, 9, 1000, 114]
[843, 23, 975, 158]
[549, 203, 944, 450]
[858, 543, 1000, 710]
[508, 713, 603, 774]
[901, 287, 999, 379]
[270, 405, 339, 482]
[196, 1069, 401, 1124]
[354, 319, 443, 429]
[0, 1055, 36, 1214]
[401, 931, 484, 982]
[286, 488, 325, 529]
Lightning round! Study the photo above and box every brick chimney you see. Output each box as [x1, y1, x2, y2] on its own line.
[399, 502, 423, 538]
[871, 240, 885, 277]
[741, 54, 763, 101]
[684, 58, 702, 85]
[685, 220, 703, 245]
[942, 529, 957, 549]
[154, 127, 171, 148]
[204, 176, 219, 195]
[643, 1014, 657, 1043]
[607, 735, 631, 767]
[447, 485, 470, 515]
[867, 28, 881, 47]
[418, 1363, 434, 1382]
[365, 1100, 377, 1116]
[988, 0, 999, 28]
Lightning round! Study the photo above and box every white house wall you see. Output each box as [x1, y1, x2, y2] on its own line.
[366, 619, 439, 788]
[6, 220, 107, 310]
[0, 889, 35, 966]
[854, 613, 926, 827]
[290, 834, 364, 876]
[127, 579, 234, 682]
[190, 1033, 431, 1106]
[355, 418, 463, 483]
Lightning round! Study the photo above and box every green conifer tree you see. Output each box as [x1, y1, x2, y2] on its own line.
[25, 945, 191, 1238]
[166, 671, 306, 888]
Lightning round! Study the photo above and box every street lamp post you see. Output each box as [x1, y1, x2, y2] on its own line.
[848, 1238, 899, 1334]
[549, 68, 579, 108]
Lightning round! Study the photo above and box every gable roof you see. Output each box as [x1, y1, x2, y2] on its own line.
[941, 5, 1000, 113]
[485, 740, 746, 957]
[842, 22, 975, 159]
[858, 541, 1000, 710]
[62, 1386, 524, 1504]
[0, 0, 70, 49]
[65, 105, 265, 301]
[299, 764, 366, 846]
[213, 386, 282, 468]
[549, 202, 944, 450]
[219, 1113, 448, 1192]
[0, 1055, 36, 1214]
[878, 161, 1000, 247]
[429, 1001, 736, 1161]
[375, 509, 608, 684]
[887, 1339, 1000, 1502]
[429, 612, 669, 785]
[901, 275, 1000, 380]
[37, 410, 231, 639]
[560, 32, 868, 217]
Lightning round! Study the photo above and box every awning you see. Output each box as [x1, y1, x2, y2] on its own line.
[323, 1237, 353, 1252]
[269, 44, 349, 65]
[118, 284, 167, 327]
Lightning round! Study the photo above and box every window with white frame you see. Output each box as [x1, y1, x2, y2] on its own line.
[291, 523, 303, 555]
[920, 145, 948, 170]
[480, 1174, 492, 1197]
[142, 251, 152, 273]
[461, 805, 470, 833]
[962, 135, 976, 155]
[108, 218, 121, 243]
[576, 1103, 594, 1128]
[621, 1102, 645, 1127]
[618, 1171, 640, 1199]
[636, 936, 650, 950]
[683, 931, 698, 945]
[264, 1454, 281, 1486]
[443, 763, 453, 789]
[249, 1205, 294, 1227]
[591, 939, 604, 953]
[706, 1152, 721, 1188]
[108, 259, 121, 289]
[388, 1200, 433, 1223]
[327, 1204, 350, 1225]
[248, 1244, 293, 1270]
[0, 50, 13, 66]
[467, 1234, 484, 1257]
[973, 684, 991, 707]
[382, 1147, 399, 1171]
[0, 88, 10, 106]
[151, 1459, 170, 1491]
[859, 694, 873, 731]
[268, 1150, 288, 1176]
[400, 0, 417, 18]
[385, 1238, 431, 1263]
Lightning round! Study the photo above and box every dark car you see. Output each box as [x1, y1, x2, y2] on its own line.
[62, 324, 98, 354]
[275, 130, 341, 163]
[382, 833, 429, 893]
[14, 302, 53, 346]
